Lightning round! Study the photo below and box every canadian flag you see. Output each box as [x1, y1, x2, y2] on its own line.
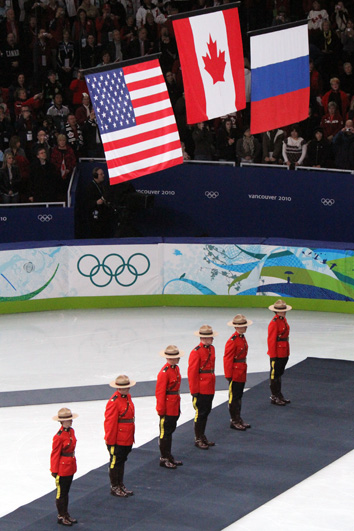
[173, 6, 245, 124]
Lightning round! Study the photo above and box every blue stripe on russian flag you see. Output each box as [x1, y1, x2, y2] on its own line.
[251, 55, 309, 102]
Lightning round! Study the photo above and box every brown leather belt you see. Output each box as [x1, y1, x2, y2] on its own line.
[166, 390, 180, 395]
[61, 452, 75, 457]
[277, 337, 289, 342]
[199, 369, 214, 374]
[118, 418, 135, 423]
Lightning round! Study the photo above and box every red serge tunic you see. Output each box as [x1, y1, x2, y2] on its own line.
[224, 332, 248, 383]
[267, 315, 290, 358]
[50, 427, 77, 477]
[104, 392, 135, 446]
[155, 363, 181, 416]
[188, 343, 216, 395]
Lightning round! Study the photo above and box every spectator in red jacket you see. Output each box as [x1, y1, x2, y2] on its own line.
[320, 101, 343, 141]
[51, 134, 77, 201]
[104, 375, 136, 497]
[50, 407, 78, 527]
[322, 77, 349, 117]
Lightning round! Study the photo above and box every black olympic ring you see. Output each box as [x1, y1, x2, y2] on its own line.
[77, 253, 150, 287]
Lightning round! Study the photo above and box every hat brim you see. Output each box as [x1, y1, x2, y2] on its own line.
[268, 304, 292, 312]
[109, 380, 137, 388]
[227, 319, 253, 327]
[159, 350, 185, 358]
[194, 331, 218, 337]
[52, 413, 78, 421]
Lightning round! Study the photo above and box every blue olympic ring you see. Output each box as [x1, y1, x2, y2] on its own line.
[77, 253, 150, 287]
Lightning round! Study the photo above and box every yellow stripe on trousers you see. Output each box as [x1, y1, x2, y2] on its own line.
[159, 416, 165, 439]
[228, 381, 233, 405]
[193, 396, 199, 422]
[271, 360, 275, 380]
[55, 475, 61, 499]
[110, 445, 116, 469]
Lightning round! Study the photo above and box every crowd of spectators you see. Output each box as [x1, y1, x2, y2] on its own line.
[1, 0, 354, 204]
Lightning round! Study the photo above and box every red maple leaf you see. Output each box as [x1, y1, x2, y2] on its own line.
[202, 35, 226, 84]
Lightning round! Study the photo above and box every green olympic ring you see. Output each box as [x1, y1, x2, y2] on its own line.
[77, 253, 150, 287]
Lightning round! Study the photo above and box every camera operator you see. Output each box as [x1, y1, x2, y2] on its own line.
[110, 181, 154, 237]
[86, 167, 113, 238]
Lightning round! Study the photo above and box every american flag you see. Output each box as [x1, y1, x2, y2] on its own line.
[85, 58, 183, 184]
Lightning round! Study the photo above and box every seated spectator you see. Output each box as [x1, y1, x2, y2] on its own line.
[332, 119, 354, 169]
[47, 93, 70, 134]
[192, 122, 215, 161]
[0, 152, 21, 203]
[320, 101, 343, 141]
[305, 127, 332, 167]
[0, 105, 14, 152]
[50, 134, 77, 201]
[216, 118, 236, 162]
[31, 129, 51, 159]
[65, 113, 84, 157]
[339, 62, 354, 100]
[282, 125, 307, 169]
[43, 70, 63, 110]
[262, 128, 285, 164]
[236, 127, 261, 164]
[322, 77, 349, 117]
[75, 92, 92, 126]
[341, 19, 354, 63]
[29, 146, 59, 203]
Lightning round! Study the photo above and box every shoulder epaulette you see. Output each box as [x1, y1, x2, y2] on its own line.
[163, 366, 169, 372]
[194, 345, 201, 351]
[111, 395, 118, 401]
[272, 317, 277, 322]
[231, 334, 237, 341]
[56, 429, 63, 436]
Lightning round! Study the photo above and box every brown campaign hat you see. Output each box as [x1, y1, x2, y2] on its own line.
[52, 407, 78, 422]
[110, 374, 137, 388]
[159, 344, 185, 358]
[227, 314, 253, 327]
[194, 324, 218, 337]
[268, 299, 292, 312]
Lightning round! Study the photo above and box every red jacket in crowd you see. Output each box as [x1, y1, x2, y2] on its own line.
[188, 343, 215, 395]
[50, 427, 77, 476]
[155, 362, 181, 416]
[104, 392, 135, 446]
[267, 315, 290, 358]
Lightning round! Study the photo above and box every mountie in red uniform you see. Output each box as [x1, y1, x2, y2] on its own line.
[224, 331, 250, 430]
[267, 299, 292, 406]
[156, 346, 184, 469]
[104, 374, 136, 498]
[188, 342, 216, 448]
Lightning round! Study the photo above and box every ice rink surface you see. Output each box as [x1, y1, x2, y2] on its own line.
[0, 306, 353, 530]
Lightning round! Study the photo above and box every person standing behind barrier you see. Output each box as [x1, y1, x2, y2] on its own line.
[85, 167, 112, 238]
[156, 345, 184, 469]
[104, 374, 136, 497]
[50, 407, 78, 527]
[267, 299, 292, 406]
[224, 314, 253, 431]
[188, 325, 217, 450]
[0, 152, 21, 203]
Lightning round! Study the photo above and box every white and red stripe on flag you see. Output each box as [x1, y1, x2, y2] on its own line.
[85, 58, 183, 185]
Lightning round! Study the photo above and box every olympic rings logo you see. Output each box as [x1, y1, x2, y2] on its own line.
[321, 198, 335, 206]
[205, 191, 219, 199]
[38, 214, 53, 222]
[77, 253, 150, 287]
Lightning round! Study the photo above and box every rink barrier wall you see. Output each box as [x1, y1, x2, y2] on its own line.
[1, 238, 354, 314]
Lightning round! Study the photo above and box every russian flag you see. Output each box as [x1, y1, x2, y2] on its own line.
[172, 5, 245, 125]
[250, 22, 310, 135]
